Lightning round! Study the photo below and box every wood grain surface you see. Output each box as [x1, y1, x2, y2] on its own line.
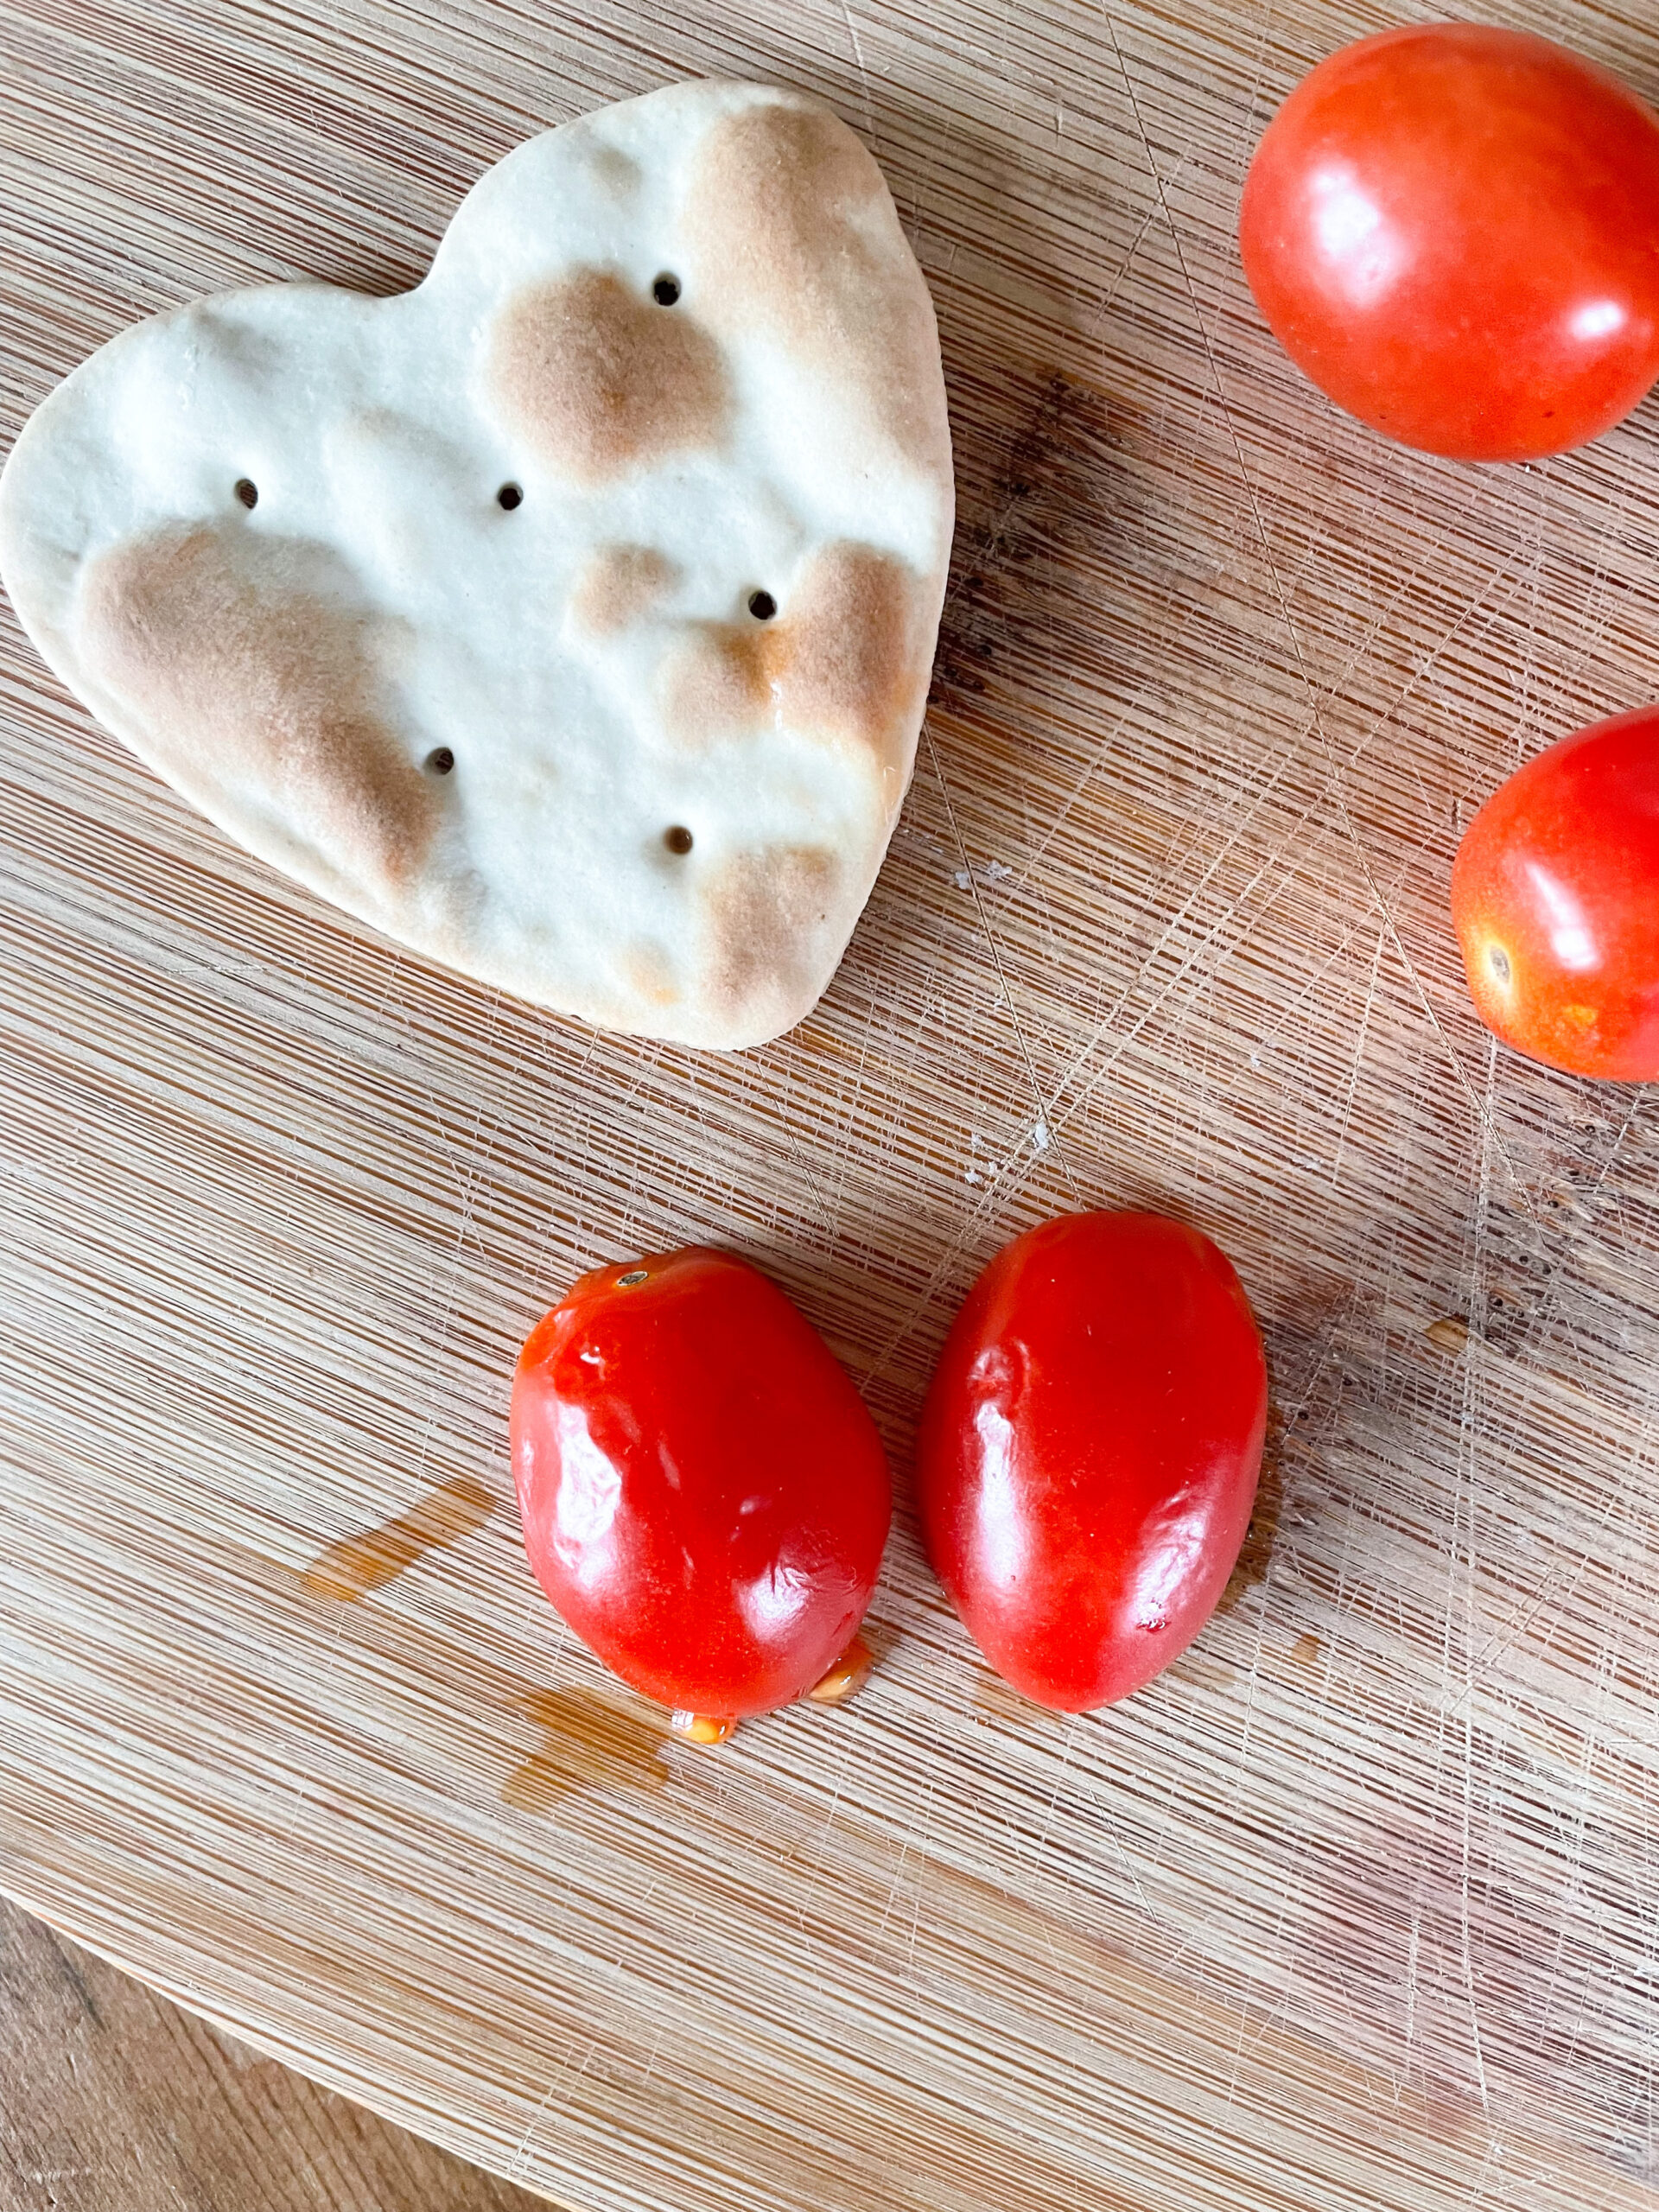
[3, 2, 1658, 2209]
[1, 1894, 543, 2211]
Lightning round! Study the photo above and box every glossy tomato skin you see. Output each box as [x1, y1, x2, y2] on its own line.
[918, 1213, 1267, 1712]
[511, 1249, 889, 1718]
[1452, 707, 1659, 1079]
[1240, 25, 1659, 460]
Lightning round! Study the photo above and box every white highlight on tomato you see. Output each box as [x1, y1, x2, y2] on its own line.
[1307, 164, 1403, 304]
[1569, 297, 1625, 341]
[738, 1561, 813, 1640]
[1525, 860, 1599, 972]
[551, 1402, 622, 1582]
[1124, 1503, 1206, 1634]
[973, 1399, 1027, 1592]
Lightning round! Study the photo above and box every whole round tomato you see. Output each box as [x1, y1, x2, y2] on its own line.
[511, 1248, 889, 1719]
[1239, 25, 1659, 460]
[918, 1212, 1267, 1712]
[1452, 705, 1659, 1079]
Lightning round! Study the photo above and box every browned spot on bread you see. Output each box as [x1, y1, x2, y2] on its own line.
[78, 524, 434, 904]
[664, 542, 925, 773]
[702, 844, 838, 1024]
[683, 99, 950, 477]
[486, 268, 728, 482]
[567, 544, 680, 638]
[621, 940, 678, 1007]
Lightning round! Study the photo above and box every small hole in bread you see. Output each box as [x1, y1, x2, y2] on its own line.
[425, 747, 455, 776]
[652, 274, 682, 306]
[747, 590, 777, 621]
[497, 482, 523, 510]
[235, 478, 258, 510]
[664, 825, 694, 855]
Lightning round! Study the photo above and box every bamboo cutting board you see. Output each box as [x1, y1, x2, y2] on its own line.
[3, 0, 1659, 2206]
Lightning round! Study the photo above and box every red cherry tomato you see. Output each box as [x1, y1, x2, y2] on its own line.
[918, 1213, 1267, 1712]
[1239, 24, 1659, 460]
[1452, 705, 1659, 1079]
[511, 1249, 889, 1719]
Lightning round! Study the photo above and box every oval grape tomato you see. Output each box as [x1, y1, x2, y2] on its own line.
[918, 1212, 1268, 1712]
[511, 1248, 890, 1720]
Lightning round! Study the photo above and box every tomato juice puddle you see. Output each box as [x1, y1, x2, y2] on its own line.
[302, 1472, 875, 1804]
[506, 1690, 674, 1808]
[507, 1636, 877, 1807]
[302, 1472, 495, 1600]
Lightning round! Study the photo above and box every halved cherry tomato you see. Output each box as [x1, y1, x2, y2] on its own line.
[1239, 25, 1659, 460]
[1452, 705, 1659, 1079]
[511, 1248, 889, 1719]
[918, 1212, 1267, 1712]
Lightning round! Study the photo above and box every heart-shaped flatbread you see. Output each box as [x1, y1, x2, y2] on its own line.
[0, 81, 953, 1047]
